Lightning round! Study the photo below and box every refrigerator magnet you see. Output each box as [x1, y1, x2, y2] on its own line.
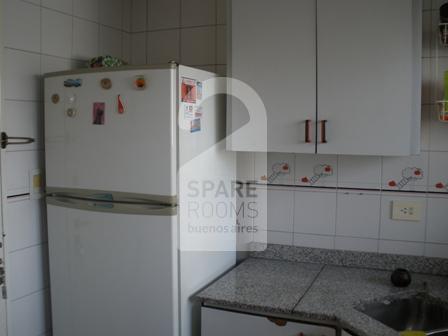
[181, 78, 197, 103]
[64, 78, 82, 88]
[183, 104, 194, 120]
[101, 78, 112, 90]
[134, 76, 146, 90]
[190, 118, 201, 133]
[118, 95, 125, 114]
[196, 81, 203, 101]
[93, 103, 106, 125]
[51, 94, 60, 104]
[194, 106, 203, 118]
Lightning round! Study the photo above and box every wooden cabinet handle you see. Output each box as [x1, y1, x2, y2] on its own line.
[305, 120, 312, 143]
[320, 120, 328, 144]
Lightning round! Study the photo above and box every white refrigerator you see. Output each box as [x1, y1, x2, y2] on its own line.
[44, 64, 236, 336]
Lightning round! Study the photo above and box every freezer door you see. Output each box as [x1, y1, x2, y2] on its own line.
[47, 203, 179, 336]
[44, 68, 177, 197]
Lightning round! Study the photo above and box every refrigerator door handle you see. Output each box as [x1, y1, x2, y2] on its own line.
[46, 195, 177, 216]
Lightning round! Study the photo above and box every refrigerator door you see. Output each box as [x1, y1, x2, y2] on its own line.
[47, 202, 179, 336]
[44, 67, 177, 197]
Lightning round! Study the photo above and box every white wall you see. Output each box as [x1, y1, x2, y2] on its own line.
[1, 0, 131, 335]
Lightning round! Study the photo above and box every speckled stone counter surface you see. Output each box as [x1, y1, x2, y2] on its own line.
[197, 258, 323, 314]
[293, 265, 448, 336]
[197, 251, 448, 336]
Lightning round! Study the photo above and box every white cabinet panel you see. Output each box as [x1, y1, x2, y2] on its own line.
[228, 0, 316, 153]
[317, 0, 421, 155]
[202, 308, 336, 336]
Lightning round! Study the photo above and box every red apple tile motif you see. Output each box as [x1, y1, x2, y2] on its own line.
[300, 164, 333, 186]
[388, 167, 423, 190]
[435, 182, 447, 191]
[267, 162, 290, 184]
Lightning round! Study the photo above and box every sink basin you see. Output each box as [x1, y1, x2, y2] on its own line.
[357, 294, 448, 334]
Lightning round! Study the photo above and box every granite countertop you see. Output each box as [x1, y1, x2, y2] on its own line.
[197, 257, 448, 336]
[197, 258, 324, 314]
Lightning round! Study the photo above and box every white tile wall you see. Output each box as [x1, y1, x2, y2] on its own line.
[2, 2, 131, 336]
[130, 0, 226, 71]
[4, 0, 41, 53]
[131, 31, 147, 64]
[4, 49, 42, 101]
[9, 290, 51, 336]
[334, 237, 378, 253]
[42, 9, 73, 58]
[147, 30, 180, 64]
[337, 156, 382, 189]
[6, 197, 46, 252]
[100, 26, 123, 58]
[336, 191, 381, 239]
[100, 0, 123, 30]
[74, 0, 100, 22]
[42, 0, 73, 14]
[148, 0, 180, 30]
[426, 196, 448, 243]
[181, 26, 216, 66]
[181, 0, 216, 27]
[73, 18, 100, 59]
[8, 244, 49, 300]
[379, 240, 425, 257]
[294, 190, 336, 236]
[131, 0, 147, 32]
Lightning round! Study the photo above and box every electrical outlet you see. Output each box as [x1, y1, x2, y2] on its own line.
[391, 201, 422, 222]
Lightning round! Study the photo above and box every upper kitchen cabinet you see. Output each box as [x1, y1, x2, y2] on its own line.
[227, 0, 317, 154]
[316, 0, 422, 156]
[227, 0, 422, 156]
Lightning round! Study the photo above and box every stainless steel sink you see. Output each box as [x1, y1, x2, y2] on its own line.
[357, 294, 448, 335]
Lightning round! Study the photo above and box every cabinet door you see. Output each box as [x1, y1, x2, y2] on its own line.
[228, 0, 317, 153]
[316, 0, 422, 156]
[202, 307, 336, 336]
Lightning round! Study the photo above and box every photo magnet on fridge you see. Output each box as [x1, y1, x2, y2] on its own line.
[190, 118, 201, 133]
[196, 81, 203, 101]
[93, 102, 105, 125]
[181, 78, 197, 103]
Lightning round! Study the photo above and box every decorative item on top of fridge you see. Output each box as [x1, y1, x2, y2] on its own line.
[436, 71, 448, 122]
